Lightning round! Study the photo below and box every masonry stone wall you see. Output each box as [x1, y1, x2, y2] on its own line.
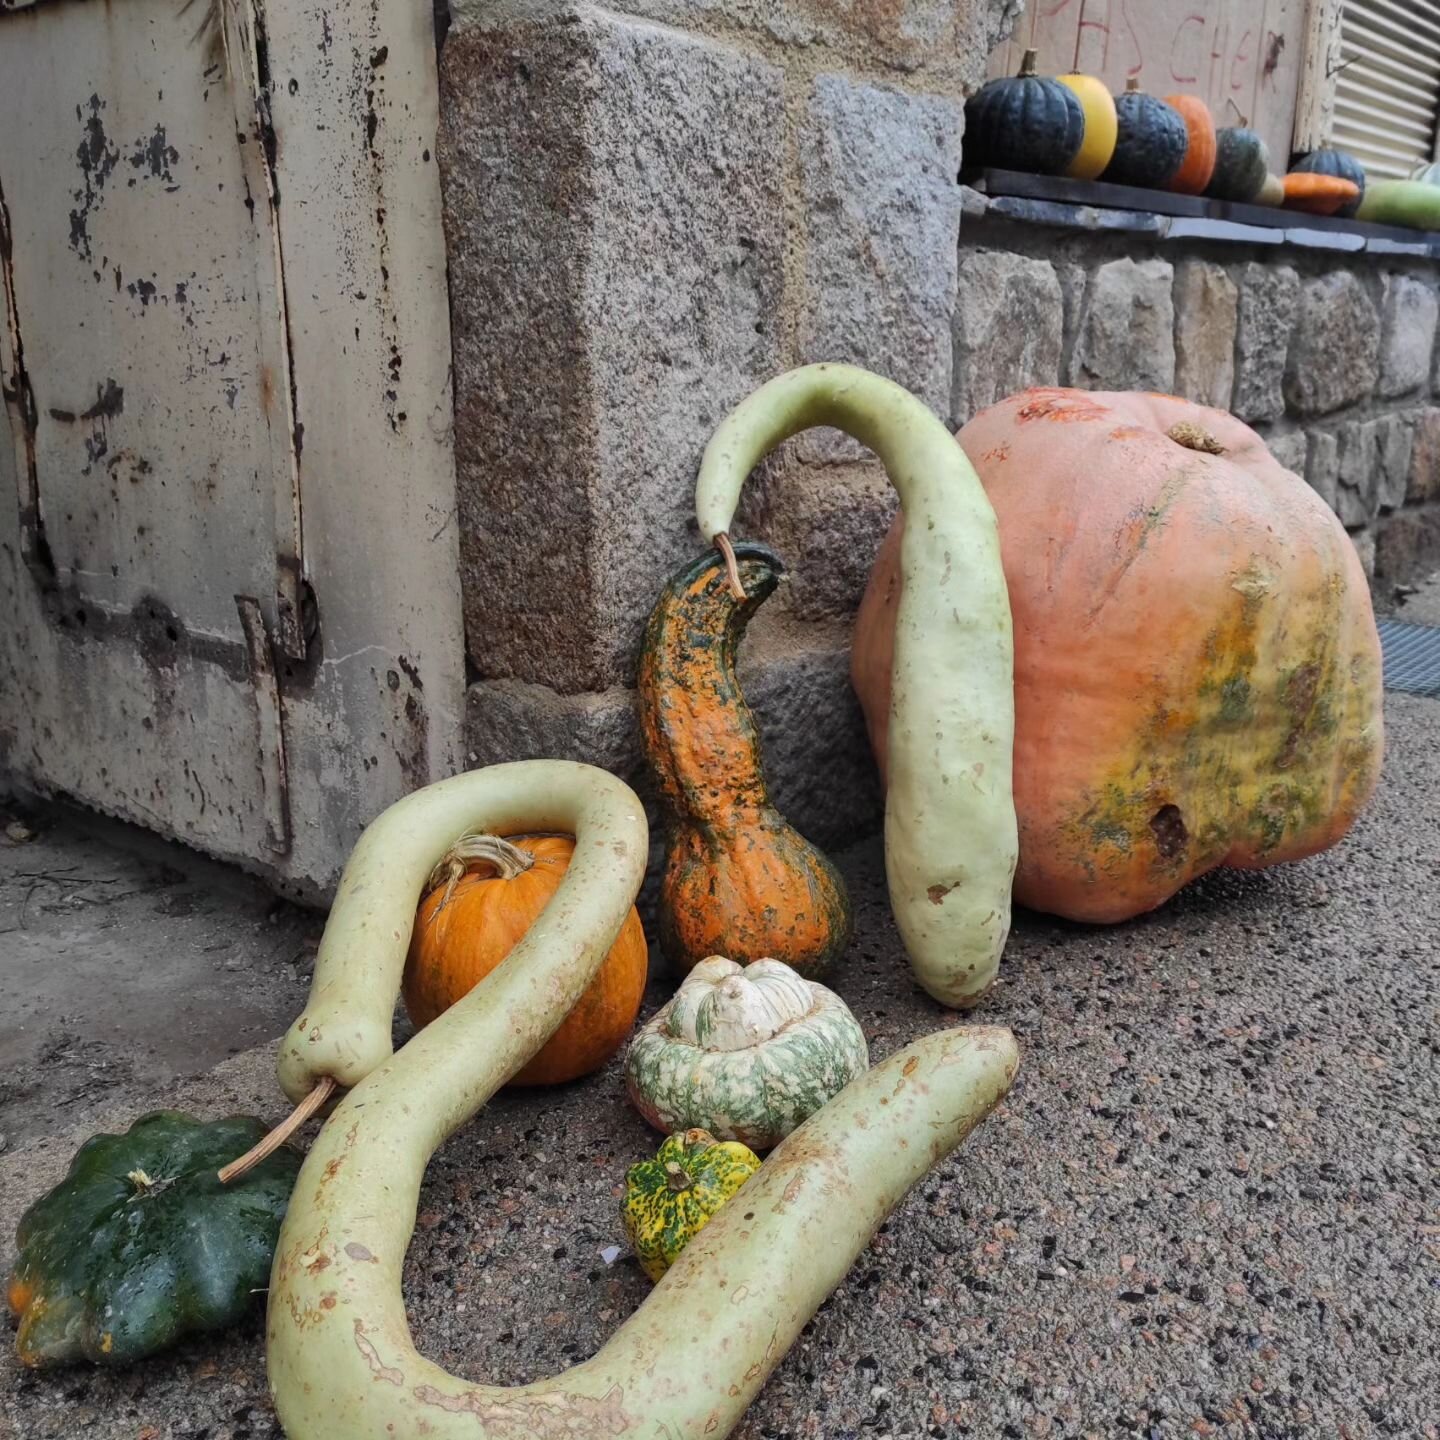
[437, 0, 1021, 855]
[952, 203, 1440, 590]
[436, 0, 1439, 862]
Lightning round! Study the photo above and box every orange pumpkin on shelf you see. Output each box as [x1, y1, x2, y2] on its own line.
[1281, 172, 1361, 215]
[852, 389, 1384, 925]
[402, 832, 648, 1085]
[1164, 93, 1217, 194]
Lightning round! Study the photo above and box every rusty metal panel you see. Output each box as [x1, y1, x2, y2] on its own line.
[251, 0, 465, 888]
[988, 0, 1307, 163]
[0, 0, 301, 647]
[1, 0, 464, 896]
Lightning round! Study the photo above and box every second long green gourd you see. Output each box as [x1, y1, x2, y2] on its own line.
[696, 363, 1018, 1008]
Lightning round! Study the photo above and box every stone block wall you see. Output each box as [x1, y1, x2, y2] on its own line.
[952, 207, 1440, 590]
[437, 0, 1439, 860]
[438, 0, 1021, 853]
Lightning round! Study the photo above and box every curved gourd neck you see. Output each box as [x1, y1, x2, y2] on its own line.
[642, 546, 781, 829]
[696, 364, 961, 537]
[694, 361, 1017, 1010]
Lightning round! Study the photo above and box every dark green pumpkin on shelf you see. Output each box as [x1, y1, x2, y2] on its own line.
[1292, 148, 1366, 216]
[1205, 126, 1273, 202]
[1101, 78, 1188, 189]
[964, 47, 1086, 176]
[7, 1111, 301, 1368]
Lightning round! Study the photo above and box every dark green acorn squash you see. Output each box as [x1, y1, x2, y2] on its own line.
[1292, 148, 1366, 216]
[964, 48, 1086, 177]
[7, 1111, 301, 1368]
[1205, 127, 1272, 202]
[1100, 79, 1188, 189]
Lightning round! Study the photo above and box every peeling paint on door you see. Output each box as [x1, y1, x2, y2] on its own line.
[0, 0, 463, 897]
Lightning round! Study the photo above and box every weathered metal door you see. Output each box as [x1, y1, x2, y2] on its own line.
[0, 0, 464, 896]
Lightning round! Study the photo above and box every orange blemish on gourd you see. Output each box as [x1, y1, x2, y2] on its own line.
[7, 1276, 34, 1316]
[1014, 389, 1110, 424]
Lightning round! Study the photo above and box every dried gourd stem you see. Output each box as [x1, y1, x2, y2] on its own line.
[218, 1076, 336, 1185]
[426, 833, 535, 921]
[715, 531, 747, 600]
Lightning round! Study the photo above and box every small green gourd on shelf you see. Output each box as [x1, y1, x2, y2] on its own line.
[1205, 126, 1272, 203]
[1101, 78, 1188, 189]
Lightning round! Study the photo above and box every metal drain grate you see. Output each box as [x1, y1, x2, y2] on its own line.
[1378, 619, 1440, 698]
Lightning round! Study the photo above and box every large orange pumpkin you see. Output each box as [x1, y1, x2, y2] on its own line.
[852, 389, 1384, 924]
[402, 833, 648, 1084]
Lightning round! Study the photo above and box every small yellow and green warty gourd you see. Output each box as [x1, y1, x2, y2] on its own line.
[624, 956, 869, 1150]
[622, 1128, 760, 1282]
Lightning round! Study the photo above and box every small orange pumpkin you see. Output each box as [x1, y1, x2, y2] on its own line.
[1281, 172, 1360, 215]
[1164, 94, 1217, 194]
[402, 833, 648, 1085]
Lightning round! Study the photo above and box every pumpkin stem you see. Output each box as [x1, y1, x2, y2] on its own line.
[1018, 47, 1038, 79]
[217, 1075, 338, 1185]
[664, 1161, 693, 1192]
[1125, 75, 1141, 93]
[126, 1168, 177, 1201]
[1167, 421, 1227, 456]
[425, 833, 537, 920]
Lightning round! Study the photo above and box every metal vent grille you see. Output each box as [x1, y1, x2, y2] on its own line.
[1378, 619, 1440, 697]
[1331, 0, 1440, 179]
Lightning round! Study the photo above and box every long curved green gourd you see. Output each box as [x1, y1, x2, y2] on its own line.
[696, 363, 1017, 1008]
[266, 758, 1019, 1439]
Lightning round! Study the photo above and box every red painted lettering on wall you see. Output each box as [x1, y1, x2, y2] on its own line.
[1207, 13, 1227, 98]
[1118, 0, 1144, 76]
[1169, 13, 1204, 85]
[1077, 15, 1112, 71]
[1231, 28, 1254, 91]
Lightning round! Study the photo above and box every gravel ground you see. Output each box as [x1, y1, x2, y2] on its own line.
[1, 690, 1437, 1440]
[0, 804, 315, 1149]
